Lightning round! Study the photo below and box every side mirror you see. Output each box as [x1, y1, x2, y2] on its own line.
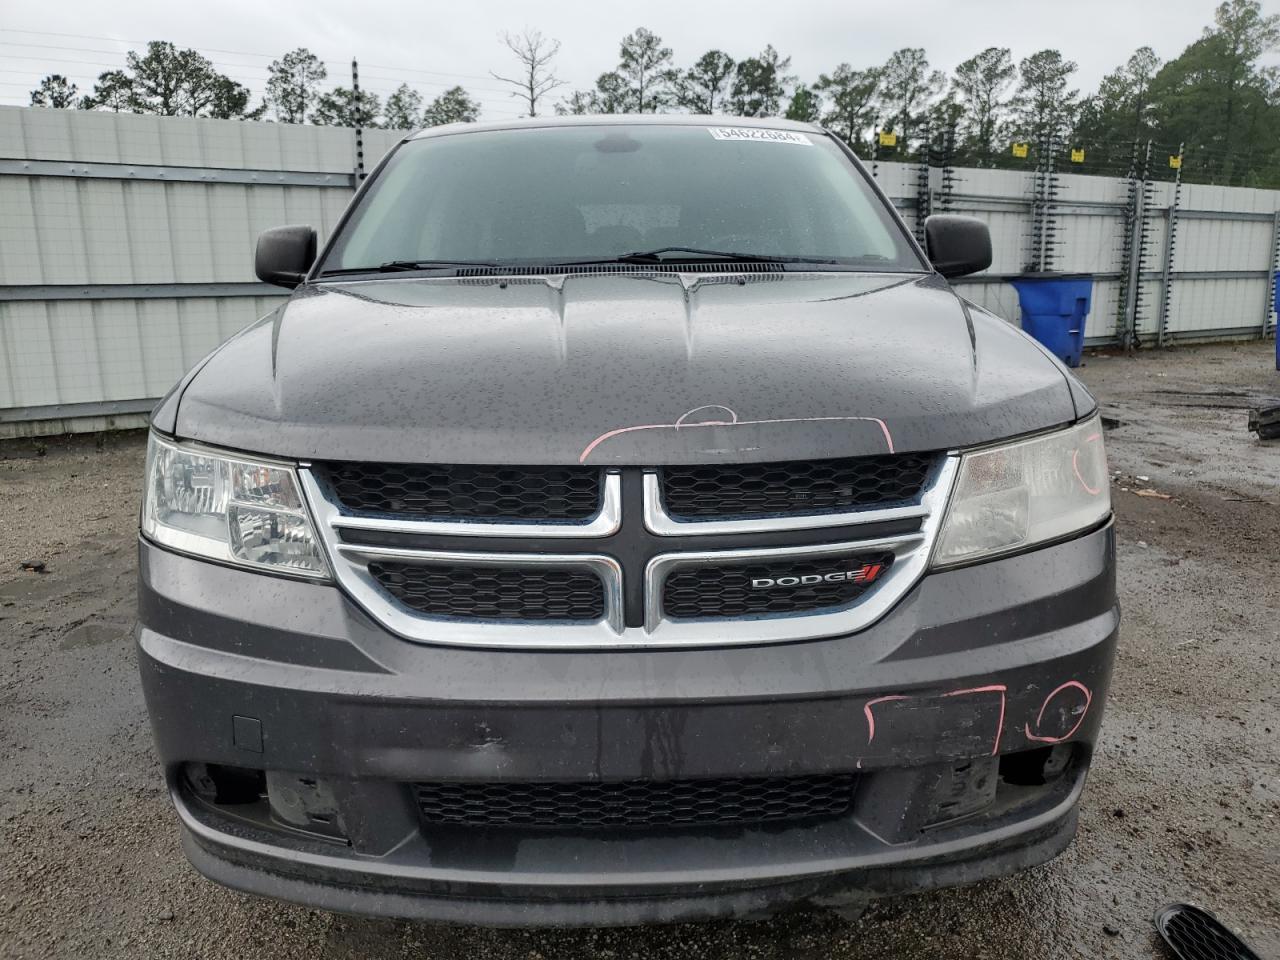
[923, 215, 992, 279]
[255, 225, 317, 288]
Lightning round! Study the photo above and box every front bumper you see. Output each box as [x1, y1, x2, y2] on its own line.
[137, 522, 1118, 926]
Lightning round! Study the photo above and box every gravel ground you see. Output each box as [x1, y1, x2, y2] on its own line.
[1, 341, 1278, 960]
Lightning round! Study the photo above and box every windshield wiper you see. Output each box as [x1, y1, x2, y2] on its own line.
[555, 247, 844, 266]
[319, 249, 863, 277]
[318, 259, 505, 276]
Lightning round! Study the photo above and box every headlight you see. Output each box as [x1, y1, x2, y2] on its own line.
[142, 433, 329, 578]
[933, 416, 1110, 568]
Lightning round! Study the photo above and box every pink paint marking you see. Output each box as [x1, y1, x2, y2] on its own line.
[1072, 432, 1104, 496]
[577, 423, 678, 463]
[578, 408, 895, 463]
[943, 684, 1008, 756]
[1024, 680, 1093, 744]
[674, 404, 738, 427]
[863, 695, 912, 745]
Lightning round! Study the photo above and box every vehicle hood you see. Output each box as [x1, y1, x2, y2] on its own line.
[169, 272, 1083, 465]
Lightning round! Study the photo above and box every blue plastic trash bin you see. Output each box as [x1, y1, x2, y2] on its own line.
[1009, 274, 1094, 368]
[1273, 271, 1278, 371]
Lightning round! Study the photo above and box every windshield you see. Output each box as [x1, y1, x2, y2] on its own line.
[319, 124, 924, 274]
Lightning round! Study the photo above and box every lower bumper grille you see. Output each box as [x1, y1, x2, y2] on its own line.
[413, 774, 858, 829]
[369, 562, 606, 622]
[662, 551, 895, 619]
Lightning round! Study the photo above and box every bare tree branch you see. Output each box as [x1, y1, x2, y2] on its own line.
[490, 28, 566, 117]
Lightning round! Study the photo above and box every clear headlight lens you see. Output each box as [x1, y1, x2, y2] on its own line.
[142, 433, 328, 578]
[933, 416, 1110, 568]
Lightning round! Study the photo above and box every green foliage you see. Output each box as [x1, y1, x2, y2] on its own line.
[1147, 0, 1280, 183]
[815, 64, 880, 148]
[266, 48, 327, 123]
[785, 85, 822, 124]
[1010, 49, 1080, 142]
[21, 8, 1280, 187]
[952, 47, 1015, 163]
[558, 27, 674, 114]
[205, 75, 263, 120]
[29, 74, 79, 109]
[877, 48, 947, 141]
[118, 41, 257, 118]
[312, 86, 381, 127]
[423, 86, 481, 126]
[384, 84, 425, 129]
[122, 41, 193, 115]
[675, 50, 736, 114]
[84, 71, 133, 112]
[616, 27, 677, 112]
[592, 72, 632, 113]
[729, 45, 794, 117]
[554, 90, 597, 116]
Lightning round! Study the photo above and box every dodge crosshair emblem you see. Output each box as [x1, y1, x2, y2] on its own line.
[751, 563, 885, 590]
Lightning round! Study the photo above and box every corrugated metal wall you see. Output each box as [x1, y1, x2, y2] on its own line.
[875, 162, 1280, 346]
[0, 106, 404, 435]
[2, 105, 1278, 437]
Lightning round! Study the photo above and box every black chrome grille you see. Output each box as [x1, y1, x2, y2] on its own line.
[413, 774, 857, 829]
[1154, 904, 1260, 960]
[314, 462, 601, 520]
[663, 552, 895, 619]
[660, 454, 937, 519]
[369, 562, 605, 621]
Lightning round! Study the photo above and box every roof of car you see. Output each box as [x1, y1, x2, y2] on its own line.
[406, 113, 826, 141]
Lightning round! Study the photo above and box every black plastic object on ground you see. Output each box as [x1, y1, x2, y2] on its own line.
[1154, 904, 1261, 960]
[1248, 403, 1280, 440]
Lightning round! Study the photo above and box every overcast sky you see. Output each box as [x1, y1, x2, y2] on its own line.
[2, 0, 1273, 117]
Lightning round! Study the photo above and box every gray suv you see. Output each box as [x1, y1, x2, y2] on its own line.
[137, 115, 1117, 926]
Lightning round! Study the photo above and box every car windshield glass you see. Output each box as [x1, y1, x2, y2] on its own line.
[320, 124, 924, 273]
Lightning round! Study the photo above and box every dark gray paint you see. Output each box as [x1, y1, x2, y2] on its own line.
[142, 517, 1114, 771]
[136, 524, 1116, 924]
[171, 272, 1081, 464]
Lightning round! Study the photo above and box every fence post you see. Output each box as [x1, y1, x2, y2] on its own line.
[1121, 141, 1154, 352]
[914, 122, 932, 245]
[352, 58, 365, 185]
[869, 114, 880, 181]
[1115, 141, 1140, 348]
[1263, 209, 1279, 341]
[1029, 119, 1062, 273]
[938, 122, 958, 213]
[1156, 143, 1185, 349]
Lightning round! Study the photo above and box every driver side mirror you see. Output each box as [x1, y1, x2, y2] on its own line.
[255, 225, 317, 288]
[923, 215, 992, 279]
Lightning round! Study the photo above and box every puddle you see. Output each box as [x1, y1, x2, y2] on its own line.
[59, 619, 131, 650]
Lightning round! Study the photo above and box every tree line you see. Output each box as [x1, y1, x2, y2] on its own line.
[553, 2, 1279, 186]
[25, 0, 1280, 186]
[28, 42, 482, 129]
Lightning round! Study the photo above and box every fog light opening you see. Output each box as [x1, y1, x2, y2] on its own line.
[184, 762, 266, 805]
[998, 744, 1076, 786]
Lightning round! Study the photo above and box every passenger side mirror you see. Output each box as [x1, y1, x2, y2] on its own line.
[255, 225, 317, 288]
[923, 215, 992, 279]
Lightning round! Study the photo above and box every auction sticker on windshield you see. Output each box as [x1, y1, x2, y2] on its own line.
[708, 127, 813, 145]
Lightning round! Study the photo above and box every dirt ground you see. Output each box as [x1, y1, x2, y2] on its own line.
[1, 341, 1277, 960]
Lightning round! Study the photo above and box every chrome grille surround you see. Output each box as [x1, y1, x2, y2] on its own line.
[642, 472, 931, 535]
[301, 456, 958, 650]
[304, 470, 622, 539]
